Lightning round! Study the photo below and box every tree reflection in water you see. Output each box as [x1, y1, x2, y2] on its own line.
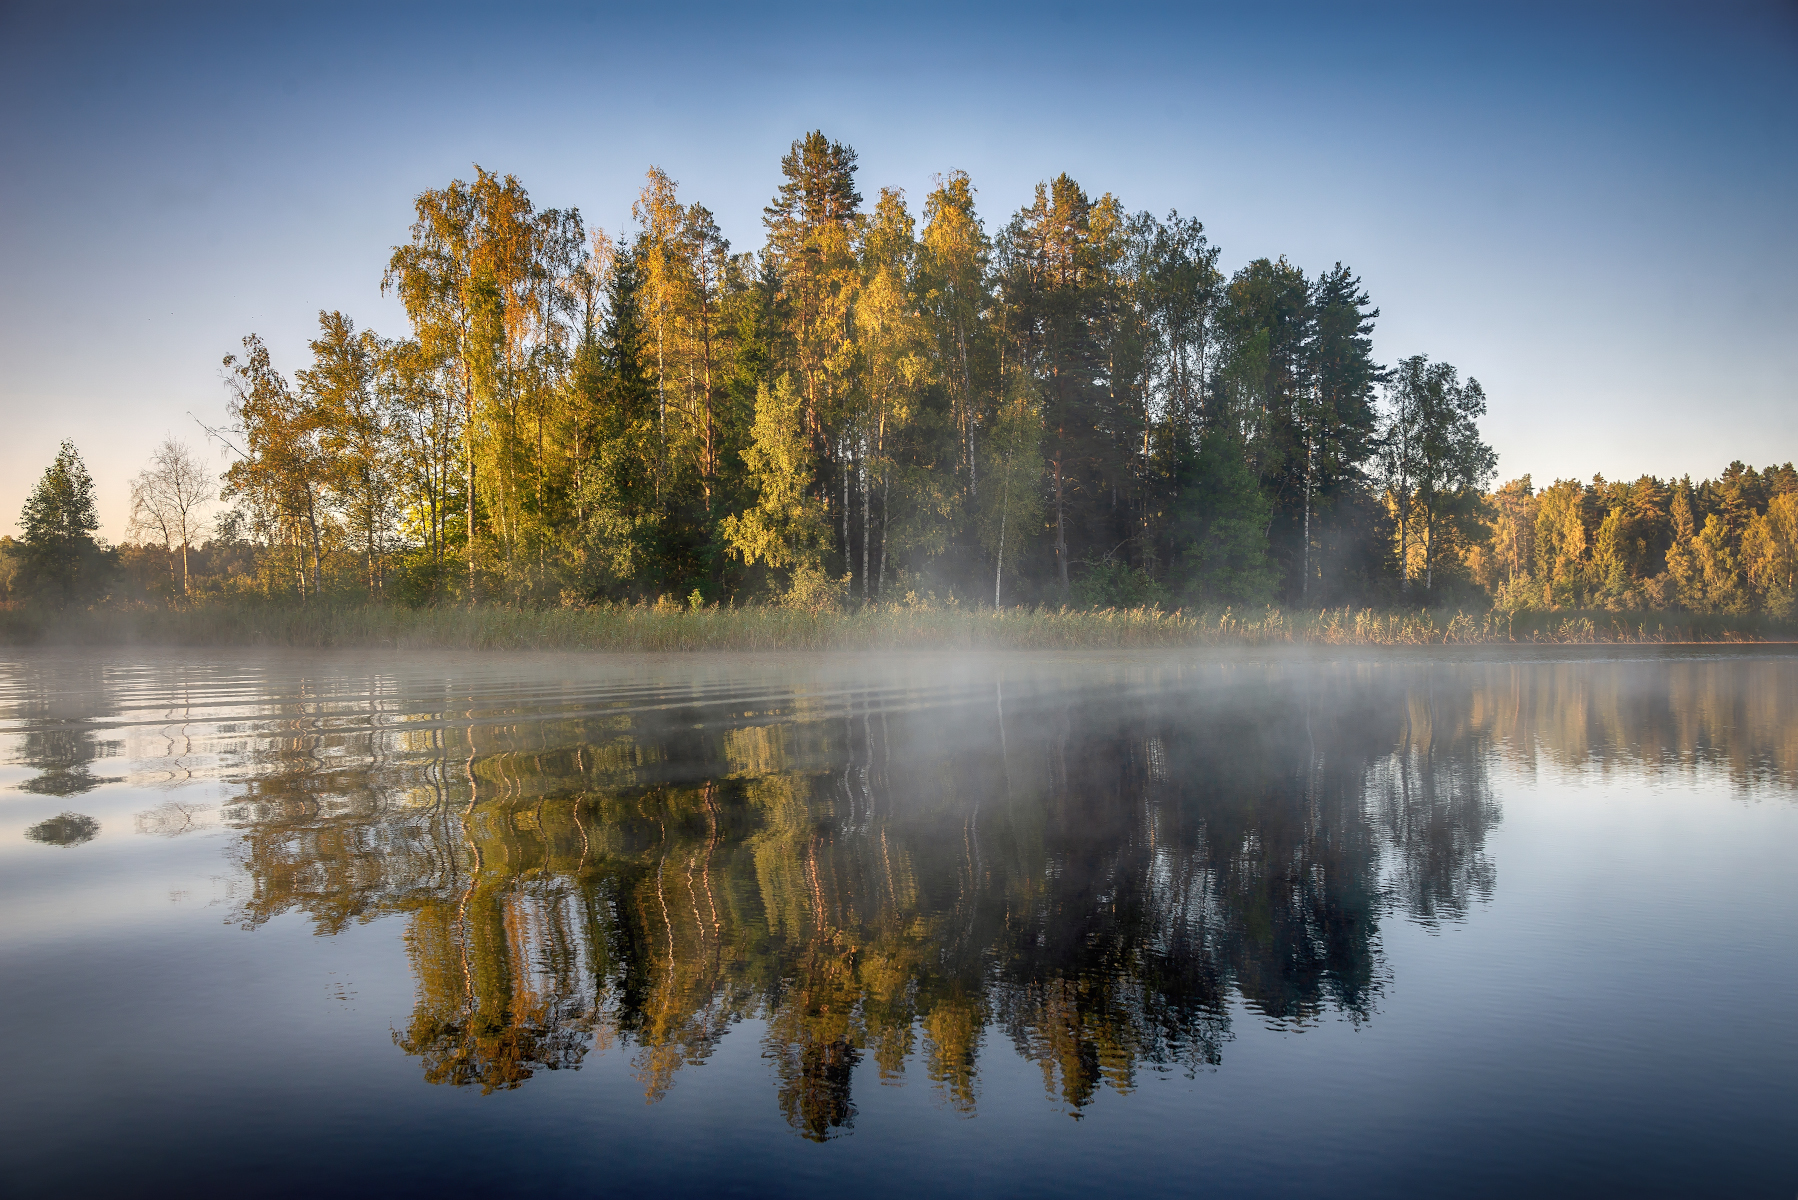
[191, 656, 1792, 1137]
[3, 654, 124, 796]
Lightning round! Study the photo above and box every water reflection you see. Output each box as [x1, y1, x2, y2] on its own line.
[210, 677, 1413, 1124]
[25, 811, 99, 845]
[0, 656, 133, 798]
[3, 650, 1794, 1139]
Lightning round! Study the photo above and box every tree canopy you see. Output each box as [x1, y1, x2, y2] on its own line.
[22, 131, 1786, 619]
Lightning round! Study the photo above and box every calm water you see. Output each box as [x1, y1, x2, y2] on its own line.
[2, 647, 1794, 1197]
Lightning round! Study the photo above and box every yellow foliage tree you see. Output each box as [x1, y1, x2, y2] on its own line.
[719, 375, 832, 602]
[1742, 492, 1798, 615]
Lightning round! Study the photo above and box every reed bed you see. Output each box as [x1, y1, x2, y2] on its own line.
[1, 599, 1791, 651]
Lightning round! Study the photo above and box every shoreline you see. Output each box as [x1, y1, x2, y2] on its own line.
[3, 601, 1793, 652]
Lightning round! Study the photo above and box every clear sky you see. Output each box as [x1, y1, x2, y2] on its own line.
[2, 0, 1793, 540]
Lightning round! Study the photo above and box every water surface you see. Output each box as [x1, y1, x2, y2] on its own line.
[2, 648, 1793, 1197]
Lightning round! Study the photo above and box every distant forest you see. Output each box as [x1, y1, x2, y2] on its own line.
[5, 132, 1796, 616]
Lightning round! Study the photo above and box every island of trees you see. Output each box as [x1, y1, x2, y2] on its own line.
[3, 131, 1795, 626]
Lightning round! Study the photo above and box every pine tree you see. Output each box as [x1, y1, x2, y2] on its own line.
[997, 175, 1116, 599]
[762, 131, 863, 531]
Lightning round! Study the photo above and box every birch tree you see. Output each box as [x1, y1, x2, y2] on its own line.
[127, 438, 211, 595]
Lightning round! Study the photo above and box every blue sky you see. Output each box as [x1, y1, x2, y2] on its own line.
[2, 0, 1793, 539]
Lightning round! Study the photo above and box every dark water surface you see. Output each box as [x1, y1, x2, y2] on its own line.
[2, 647, 1793, 1197]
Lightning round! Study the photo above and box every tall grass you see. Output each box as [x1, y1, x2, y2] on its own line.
[1, 599, 1791, 651]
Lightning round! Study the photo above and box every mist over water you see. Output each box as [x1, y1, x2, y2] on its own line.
[2, 649, 1793, 1197]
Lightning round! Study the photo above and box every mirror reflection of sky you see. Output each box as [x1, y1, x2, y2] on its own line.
[1, 2, 1794, 538]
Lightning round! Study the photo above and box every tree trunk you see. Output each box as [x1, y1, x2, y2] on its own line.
[1303, 432, 1313, 602]
[1053, 457, 1068, 599]
[1397, 488, 1408, 597]
[305, 493, 323, 597]
[960, 323, 976, 503]
[995, 507, 1006, 608]
[701, 296, 715, 518]
[874, 408, 887, 600]
[467, 382, 477, 602]
[995, 442, 1015, 608]
[1424, 504, 1434, 594]
[877, 471, 889, 599]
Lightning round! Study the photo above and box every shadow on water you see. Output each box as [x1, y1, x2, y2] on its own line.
[3, 650, 1793, 1142]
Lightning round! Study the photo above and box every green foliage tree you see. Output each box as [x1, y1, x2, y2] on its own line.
[382, 337, 461, 594]
[919, 170, 994, 508]
[1301, 264, 1384, 600]
[997, 174, 1127, 599]
[977, 389, 1046, 606]
[18, 440, 105, 606]
[763, 132, 863, 575]
[1381, 356, 1496, 597]
[1481, 475, 1537, 607]
[1169, 428, 1275, 605]
[384, 167, 574, 599]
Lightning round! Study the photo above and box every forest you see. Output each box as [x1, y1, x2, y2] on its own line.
[4, 131, 1796, 619]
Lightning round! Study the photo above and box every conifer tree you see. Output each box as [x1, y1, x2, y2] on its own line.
[763, 132, 863, 530]
[997, 175, 1116, 599]
[1215, 257, 1312, 594]
[575, 238, 662, 594]
[19, 440, 103, 606]
[1169, 427, 1274, 605]
[1303, 264, 1383, 599]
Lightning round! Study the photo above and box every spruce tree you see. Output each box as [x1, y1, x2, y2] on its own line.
[1303, 264, 1383, 599]
[1170, 429, 1275, 606]
[19, 441, 104, 606]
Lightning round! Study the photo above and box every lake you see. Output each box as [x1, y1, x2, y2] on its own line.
[2, 647, 1793, 1197]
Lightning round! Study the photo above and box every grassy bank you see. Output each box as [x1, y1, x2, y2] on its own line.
[2, 600, 1792, 651]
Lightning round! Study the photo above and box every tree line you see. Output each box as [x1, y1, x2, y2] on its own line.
[1475, 463, 1798, 615]
[4, 131, 1794, 615]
